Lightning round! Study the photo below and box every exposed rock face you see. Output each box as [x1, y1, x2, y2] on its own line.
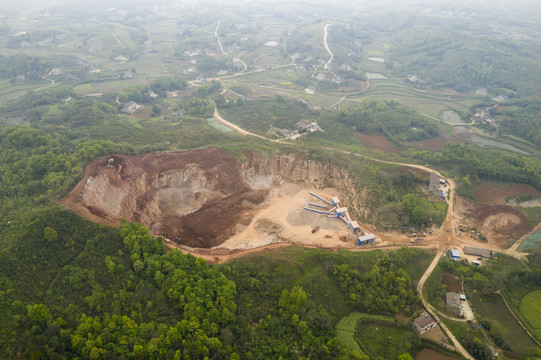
[62, 148, 368, 248]
[241, 152, 367, 218]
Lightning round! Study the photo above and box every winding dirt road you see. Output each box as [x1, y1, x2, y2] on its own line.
[215, 17, 227, 55]
[323, 23, 334, 71]
[417, 251, 474, 359]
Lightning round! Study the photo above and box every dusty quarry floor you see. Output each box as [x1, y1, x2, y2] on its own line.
[218, 183, 357, 250]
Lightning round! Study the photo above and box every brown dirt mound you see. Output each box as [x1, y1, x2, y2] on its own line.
[61, 148, 270, 248]
[475, 204, 531, 236]
[454, 196, 531, 247]
[400, 166, 429, 178]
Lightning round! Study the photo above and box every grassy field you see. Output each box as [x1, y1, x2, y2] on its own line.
[423, 257, 449, 313]
[519, 290, 541, 339]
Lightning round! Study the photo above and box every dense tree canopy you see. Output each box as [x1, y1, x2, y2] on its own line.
[336, 101, 439, 142]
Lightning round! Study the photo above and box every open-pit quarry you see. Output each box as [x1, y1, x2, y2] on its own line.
[61, 148, 374, 254]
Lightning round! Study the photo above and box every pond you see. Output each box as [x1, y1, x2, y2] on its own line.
[471, 292, 538, 355]
[368, 57, 385, 63]
[458, 133, 530, 155]
[442, 110, 466, 125]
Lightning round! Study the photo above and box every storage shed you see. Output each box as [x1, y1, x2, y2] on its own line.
[449, 249, 461, 260]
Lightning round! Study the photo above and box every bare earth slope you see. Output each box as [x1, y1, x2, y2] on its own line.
[61, 148, 267, 248]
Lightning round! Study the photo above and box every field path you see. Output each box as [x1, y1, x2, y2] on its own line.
[422, 113, 474, 126]
[112, 33, 126, 48]
[42, 76, 54, 85]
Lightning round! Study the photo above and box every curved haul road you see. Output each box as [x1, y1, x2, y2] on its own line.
[204, 109, 474, 359]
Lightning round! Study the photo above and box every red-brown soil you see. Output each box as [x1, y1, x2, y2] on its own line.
[442, 274, 463, 293]
[161, 190, 268, 248]
[61, 148, 269, 248]
[454, 196, 531, 246]
[356, 133, 400, 154]
[400, 166, 430, 178]
[135, 108, 152, 120]
[415, 349, 460, 360]
[475, 204, 531, 236]
[475, 183, 541, 204]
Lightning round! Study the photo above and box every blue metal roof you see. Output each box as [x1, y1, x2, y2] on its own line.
[450, 250, 461, 258]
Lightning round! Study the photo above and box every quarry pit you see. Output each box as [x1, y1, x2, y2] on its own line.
[61, 148, 369, 251]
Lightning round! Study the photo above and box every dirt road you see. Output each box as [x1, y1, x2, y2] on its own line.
[112, 32, 126, 49]
[323, 23, 334, 70]
[215, 17, 227, 55]
[417, 250, 474, 359]
[422, 113, 474, 126]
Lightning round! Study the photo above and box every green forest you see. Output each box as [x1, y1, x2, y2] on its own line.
[495, 98, 541, 147]
[334, 101, 439, 142]
[0, 204, 436, 358]
[389, 23, 541, 96]
[0, 54, 52, 81]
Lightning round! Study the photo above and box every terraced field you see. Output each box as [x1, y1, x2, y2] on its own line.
[336, 313, 366, 355]
[335, 312, 395, 357]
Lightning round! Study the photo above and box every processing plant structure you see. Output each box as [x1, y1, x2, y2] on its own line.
[303, 192, 375, 245]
